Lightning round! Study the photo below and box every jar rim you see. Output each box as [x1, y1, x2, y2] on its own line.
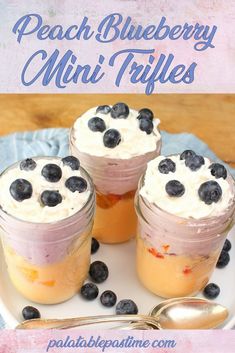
[0, 155, 95, 227]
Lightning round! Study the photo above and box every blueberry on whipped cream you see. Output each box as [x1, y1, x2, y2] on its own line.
[209, 163, 227, 179]
[140, 151, 234, 219]
[62, 156, 80, 170]
[10, 179, 33, 201]
[72, 103, 161, 158]
[41, 190, 62, 207]
[158, 158, 176, 174]
[111, 102, 129, 119]
[42, 164, 62, 182]
[88, 117, 106, 132]
[0, 156, 91, 222]
[20, 158, 37, 171]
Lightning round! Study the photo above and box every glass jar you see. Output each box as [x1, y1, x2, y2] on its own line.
[135, 174, 235, 298]
[70, 128, 161, 244]
[0, 161, 95, 304]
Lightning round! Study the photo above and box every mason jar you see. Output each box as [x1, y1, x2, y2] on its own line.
[70, 128, 161, 244]
[135, 172, 235, 298]
[0, 159, 95, 304]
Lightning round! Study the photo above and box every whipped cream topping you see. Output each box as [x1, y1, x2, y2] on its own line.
[0, 157, 91, 223]
[73, 106, 161, 159]
[140, 155, 235, 219]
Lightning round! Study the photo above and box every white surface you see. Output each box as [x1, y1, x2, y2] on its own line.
[0, 227, 235, 329]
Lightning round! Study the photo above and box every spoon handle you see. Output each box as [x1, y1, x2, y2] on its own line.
[17, 314, 160, 329]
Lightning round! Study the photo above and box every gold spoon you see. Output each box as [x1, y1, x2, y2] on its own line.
[16, 297, 228, 330]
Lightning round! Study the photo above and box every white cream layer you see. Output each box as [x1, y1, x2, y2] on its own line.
[73, 106, 161, 158]
[140, 155, 234, 219]
[0, 158, 90, 223]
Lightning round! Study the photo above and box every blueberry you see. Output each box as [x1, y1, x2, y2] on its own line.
[41, 164, 62, 182]
[180, 150, 196, 160]
[158, 158, 176, 174]
[103, 129, 121, 148]
[111, 103, 129, 119]
[96, 105, 111, 114]
[100, 290, 117, 308]
[81, 283, 99, 300]
[89, 261, 109, 283]
[116, 299, 138, 315]
[209, 163, 227, 179]
[10, 179, 33, 201]
[88, 117, 106, 132]
[185, 155, 205, 171]
[91, 237, 100, 254]
[216, 250, 230, 268]
[139, 118, 154, 135]
[198, 181, 222, 204]
[62, 156, 80, 170]
[65, 176, 87, 193]
[137, 108, 154, 121]
[22, 306, 41, 320]
[165, 180, 185, 197]
[41, 190, 62, 207]
[20, 158, 37, 171]
[203, 283, 220, 299]
[222, 239, 232, 252]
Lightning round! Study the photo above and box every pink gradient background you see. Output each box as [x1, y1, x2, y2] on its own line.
[0, 0, 234, 93]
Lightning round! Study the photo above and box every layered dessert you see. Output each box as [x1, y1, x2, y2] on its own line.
[70, 103, 161, 243]
[135, 151, 235, 298]
[0, 156, 95, 304]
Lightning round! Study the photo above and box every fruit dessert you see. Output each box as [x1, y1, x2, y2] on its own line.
[135, 151, 235, 298]
[0, 156, 95, 304]
[70, 103, 161, 243]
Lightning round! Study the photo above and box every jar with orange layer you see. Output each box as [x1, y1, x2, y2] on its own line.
[135, 153, 235, 298]
[0, 156, 95, 304]
[70, 103, 161, 244]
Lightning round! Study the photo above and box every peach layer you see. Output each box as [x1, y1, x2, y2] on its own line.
[136, 236, 220, 298]
[3, 233, 91, 304]
[93, 190, 137, 244]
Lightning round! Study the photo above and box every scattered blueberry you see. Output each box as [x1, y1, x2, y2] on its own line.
[139, 118, 154, 134]
[203, 283, 220, 299]
[62, 156, 80, 170]
[222, 239, 232, 252]
[10, 179, 33, 201]
[81, 283, 99, 300]
[158, 158, 176, 174]
[22, 306, 41, 320]
[88, 117, 106, 132]
[100, 290, 117, 308]
[41, 164, 62, 182]
[209, 163, 227, 179]
[185, 155, 205, 171]
[116, 299, 138, 315]
[103, 129, 121, 148]
[198, 181, 222, 204]
[41, 190, 62, 207]
[165, 180, 185, 197]
[111, 103, 129, 119]
[65, 176, 87, 193]
[91, 237, 100, 254]
[96, 105, 111, 114]
[180, 150, 196, 160]
[137, 108, 154, 121]
[89, 261, 109, 283]
[20, 158, 37, 171]
[216, 250, 230, 268]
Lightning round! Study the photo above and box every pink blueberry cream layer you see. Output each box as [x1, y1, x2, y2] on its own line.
[0, 156, 94, 304]
[136, 152, 235, 298]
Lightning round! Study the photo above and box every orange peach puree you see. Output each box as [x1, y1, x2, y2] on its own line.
[93, 190, 137, 244]
[136, 235, 220, 298]
[3, 233, 91, 304]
